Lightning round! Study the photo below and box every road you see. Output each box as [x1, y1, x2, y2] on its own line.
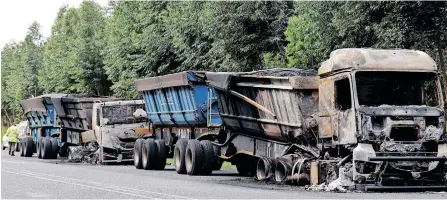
[1, 150, 446, 199]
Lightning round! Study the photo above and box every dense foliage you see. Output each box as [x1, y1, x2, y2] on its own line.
[1, 1, 446, 125]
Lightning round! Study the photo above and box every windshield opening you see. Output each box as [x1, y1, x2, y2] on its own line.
[102, 104, 146, 125]
[355, 71, 440, 107]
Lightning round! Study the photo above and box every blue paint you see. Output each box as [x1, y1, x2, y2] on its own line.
[140, 72, 222, 128]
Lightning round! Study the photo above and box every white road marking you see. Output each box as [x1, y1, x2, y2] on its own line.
[3, 167, 193, 199]
[2, 170, 158, 199]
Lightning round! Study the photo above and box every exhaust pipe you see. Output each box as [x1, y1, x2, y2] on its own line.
[256, 157, 274, 181]
[274, 159, 293, 183]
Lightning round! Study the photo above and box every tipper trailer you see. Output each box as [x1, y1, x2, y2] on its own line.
[19, 94, 119, 159]
[181, 48, 446, 191]
[134, 71, 223, 174]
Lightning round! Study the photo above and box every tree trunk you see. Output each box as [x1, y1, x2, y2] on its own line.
[437, 40, 447, 111]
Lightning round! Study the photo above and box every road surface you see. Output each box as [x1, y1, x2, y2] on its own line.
[1, 150, 446, 199]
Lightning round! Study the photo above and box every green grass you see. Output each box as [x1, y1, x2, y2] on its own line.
[166, 158, 236, 170]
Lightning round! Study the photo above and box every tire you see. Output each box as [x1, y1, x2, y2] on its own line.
[37, 138, 43, 159]
[59, 147, 68, 157]
[20, 141, 25, 157]
[154, 139, 167, 170]
[2, 146, 5, 150]
[185, 140, 204, 175]
[142, 139, 157, 170]
[24, 137, 34, 157]
[236, 163, 251, 176]
[200, 140, 215, 175]
[214, 158, 223, 170]
[174, 139, 188, 174]
[15, 142, 20, 152]
[50, 138, 59, 159]
[134, 139, 144, 169]
[41, 137, 52, 159]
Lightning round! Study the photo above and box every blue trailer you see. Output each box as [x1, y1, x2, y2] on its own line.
[19, 94, 119, 159]
[134, 71, 223, 174]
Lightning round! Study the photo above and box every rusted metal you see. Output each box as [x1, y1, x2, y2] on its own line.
[229, 90, 276, 117]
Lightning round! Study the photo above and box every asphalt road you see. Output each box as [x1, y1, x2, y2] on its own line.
[1, 150, 446, 199]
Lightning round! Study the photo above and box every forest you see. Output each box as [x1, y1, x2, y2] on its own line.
[1, 1, 446, 125]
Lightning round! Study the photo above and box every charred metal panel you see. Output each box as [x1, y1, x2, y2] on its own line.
[207, 69, 319, 144]
[318, 48, 437, 76]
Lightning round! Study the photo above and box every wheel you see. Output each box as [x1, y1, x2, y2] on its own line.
[20, 141, 25, 157]
[154, 139, 167, 170]
[142, 139, 157, 170]
[59, 147, 68, 157]
[214, 158, 223, 170]
[185, 140, 204, 175]
[68, 148, 73, 161]
[174, 139, 188, 174]
[236, 163, 251, 176]
[37, 138, 43, 159]
[50, 138, 59, 159]
[41, 137, 52, 159]
[200, 140, 215, 175]
[15, 142, 20, 152]
[134, 139, 144, 169]
[24, 137, 34, 157]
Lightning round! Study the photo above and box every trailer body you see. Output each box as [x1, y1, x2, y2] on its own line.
[19, 94, 119, 158]
[136, 71, 222, 144]
[134, 71, 223, 172]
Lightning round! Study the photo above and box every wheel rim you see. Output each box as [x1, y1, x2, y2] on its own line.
[185, 148, 193, 172]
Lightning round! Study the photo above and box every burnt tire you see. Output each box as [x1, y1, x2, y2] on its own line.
[185, 140, 204, 175]
[37, 138, 43, 159]
[142, 139, 157, 170]
[50, 138, 59, 159]
[200, 140, 215, 175]
[154, 139, 167, 170]
[134, 139, 145, 169]
[20, 141, 25, 157]
[59, 147, 68, 157]
[24, 137, 34, 157]
[174, 139, 188, 174]
[41, 137, 52, 159]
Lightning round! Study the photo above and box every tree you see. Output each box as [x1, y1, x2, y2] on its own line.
[40, 1, 110, 96]
[1, 22, 43, 125]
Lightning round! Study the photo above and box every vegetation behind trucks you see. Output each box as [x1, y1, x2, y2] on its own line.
[188, 48, 446, 191]
[69, 100, 149, 164]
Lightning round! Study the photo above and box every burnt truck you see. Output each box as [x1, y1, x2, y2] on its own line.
[133, 72, 223, 173]
[68, 100, 149, 164]
[181, 48, 445, 191]
[20, 94, 119, 159]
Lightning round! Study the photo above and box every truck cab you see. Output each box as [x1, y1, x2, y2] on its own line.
[75, 100, 149, 163]
[317, 48, 446, 189]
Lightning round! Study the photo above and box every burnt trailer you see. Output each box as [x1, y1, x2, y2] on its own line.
[201, 49, 447, 191]
[19, 94, 118, 159]
[134, 71, 223, 174]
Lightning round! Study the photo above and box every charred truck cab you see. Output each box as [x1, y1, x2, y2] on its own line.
[318, 48, 446, 190]
[71, 100, 149, 163]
